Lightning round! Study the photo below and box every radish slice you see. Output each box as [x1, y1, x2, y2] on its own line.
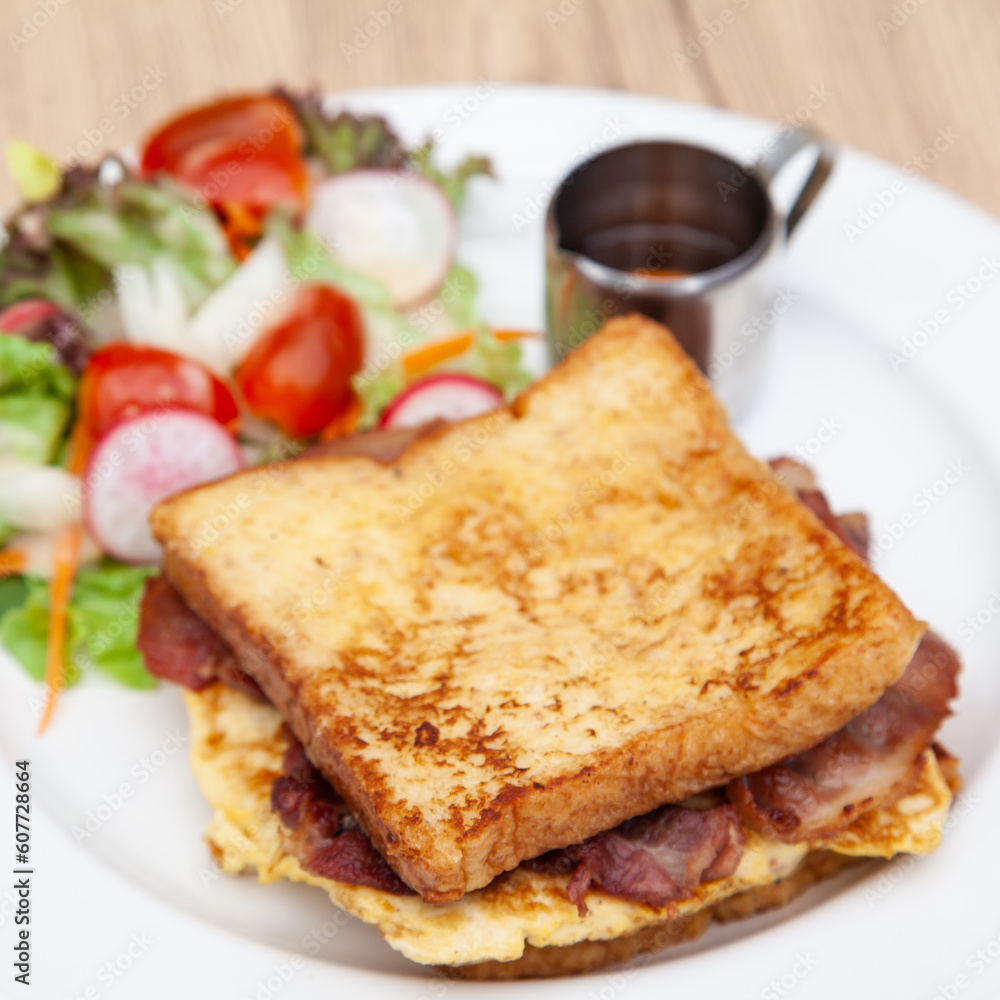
[306, 171, 456, 309]
[0, 298, 61, 332]
[380, 374, 503, 430]
[83, 408, 243, 564]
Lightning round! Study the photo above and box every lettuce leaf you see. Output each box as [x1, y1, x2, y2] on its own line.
[0, 333, 74, 398]
[351, 263, 532, 427]
[354, 364, 405, 430]
[0, 575, 59, 682]
[1, 162, 235, 314]
[446, 329, 533, 399]
[0, 574, 26, 615]
[429, 265, 532, 398]
[408, 144, 493, 208]
[0, 560, 157, 689]
[0, 332, 75, 464]
[46, 177, 234, 310]
[282, 93, 408, 174]
[281, 93, 492, 207]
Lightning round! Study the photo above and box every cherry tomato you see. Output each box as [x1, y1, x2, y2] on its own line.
[79, 343, 240, 440]
[140, 94, 308, 213]
[235, 285, 364, 439]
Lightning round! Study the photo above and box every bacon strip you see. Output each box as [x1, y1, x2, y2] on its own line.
[770, 457, 870, 561]
[728, 631, 959, 841]
[530, 804, 745, 914]
[136, 575, 262, 697]
[271, 739, 414, 895]
[140, 443, 957, 905]
[301, 420, 444, 463]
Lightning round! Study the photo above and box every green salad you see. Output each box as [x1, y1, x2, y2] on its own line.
[0, 89, 533, 725]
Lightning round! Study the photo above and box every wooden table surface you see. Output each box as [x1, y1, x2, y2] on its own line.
[1, 0, 997, 215]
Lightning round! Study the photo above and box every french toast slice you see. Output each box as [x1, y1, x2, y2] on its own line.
[152, 315, 925, 901]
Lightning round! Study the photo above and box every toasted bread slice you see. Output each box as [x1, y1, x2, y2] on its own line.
[153, 315, 925, 901]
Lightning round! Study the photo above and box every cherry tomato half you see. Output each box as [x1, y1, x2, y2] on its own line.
[140, 94, 308, 213]
[79, 343, 240, 440]
[235, 285, 364, 439]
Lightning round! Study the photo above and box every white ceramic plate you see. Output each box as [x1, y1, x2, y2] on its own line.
[3, 84, 1000, 999]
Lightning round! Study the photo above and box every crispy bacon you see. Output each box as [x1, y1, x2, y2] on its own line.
[136, 575, 262, 697]
[530, 804, 745, 914]
[271, 739, 414, 895]
[728, 631, 959, 840]
[770, 457, 870, 561]
[140, 443, 957, 907]
[301, 420, 444, 463]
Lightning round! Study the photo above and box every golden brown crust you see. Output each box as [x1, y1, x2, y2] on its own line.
[457, 851, 862, 980]
[455, 909, 714, 980]
[154, 315, 925, 900]
[711, 850, 863, 922]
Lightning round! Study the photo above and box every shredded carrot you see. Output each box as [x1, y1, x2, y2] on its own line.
[402, 330, 476, 377]
[68, 420, 93, 475]
[0, 548, 26, 577]
[219, 200, 265, 261]
[36, 522, 80, 734]
[492, 328, 543, 342]
[319, 390, 363, 441]
[36, 419, 91, 734]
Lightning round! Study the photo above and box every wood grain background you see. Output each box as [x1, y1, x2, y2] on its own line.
[1, 0, 997, 214]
